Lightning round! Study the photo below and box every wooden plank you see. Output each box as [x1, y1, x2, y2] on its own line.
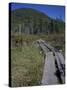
[41, 52, 58, 85]
[55, 52, 65, 83]
[57, 52, 65, 65]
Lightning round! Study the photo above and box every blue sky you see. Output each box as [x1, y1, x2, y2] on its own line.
[10, 3, 65, 21]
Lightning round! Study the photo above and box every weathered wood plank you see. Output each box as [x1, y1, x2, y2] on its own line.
[41, 52, 58, 85]
[37, 39, 65, 84]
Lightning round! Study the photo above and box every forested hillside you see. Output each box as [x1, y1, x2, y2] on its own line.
[11, 8, 65, 35]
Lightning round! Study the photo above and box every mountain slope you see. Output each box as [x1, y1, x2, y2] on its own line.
[11, 8, 65, 34]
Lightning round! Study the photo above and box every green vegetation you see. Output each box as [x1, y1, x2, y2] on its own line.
[11, 8, 65, 35]
[11, 42, 44, 87]
[11, 33, 65, 53]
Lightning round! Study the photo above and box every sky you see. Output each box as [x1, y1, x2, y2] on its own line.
[10, 3, 65, 21]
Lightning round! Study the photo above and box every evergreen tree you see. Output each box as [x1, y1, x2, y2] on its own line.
[50, 19, 54, 33]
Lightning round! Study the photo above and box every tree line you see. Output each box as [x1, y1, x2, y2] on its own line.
[12, 17, 65, 35]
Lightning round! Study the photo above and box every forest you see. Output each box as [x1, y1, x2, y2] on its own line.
[11, 8, 65, 35]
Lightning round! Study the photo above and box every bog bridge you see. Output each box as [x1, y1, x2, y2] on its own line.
[37, 39, 65, 85]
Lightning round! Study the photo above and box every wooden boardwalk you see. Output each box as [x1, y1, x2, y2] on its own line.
[41, 52, 58, 85]
[37, 39, 65, 85]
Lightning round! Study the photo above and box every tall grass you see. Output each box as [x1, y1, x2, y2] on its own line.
[11, 43, 44, 87]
